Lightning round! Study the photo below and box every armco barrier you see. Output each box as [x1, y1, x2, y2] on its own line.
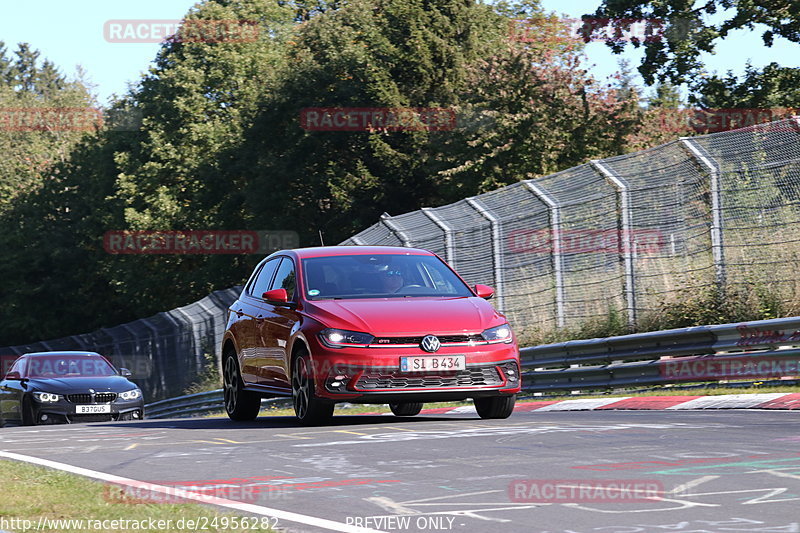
[521, 316, 800, 391]
[144, 389, 291, 419]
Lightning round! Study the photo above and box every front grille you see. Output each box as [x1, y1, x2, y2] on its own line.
[95, 393, 117, 403]
[69, 414, 115, 423]
[371, 334, 484, 345]
[354, 365, 503, 390]
[67, 392, 117, 403]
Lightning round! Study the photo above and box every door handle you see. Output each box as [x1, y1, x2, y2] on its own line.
[235, 309, 244, 317]
[256, 315, 265, 323]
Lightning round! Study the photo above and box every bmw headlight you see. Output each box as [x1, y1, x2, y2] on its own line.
[481, 324, 513, 343]
[32, 392, 60, 403]
[319, 328, 374, 348]
[119, 389, 142, 401]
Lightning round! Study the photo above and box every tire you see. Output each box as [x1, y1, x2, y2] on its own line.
[223, 355, 261, 421]
[389, 402, 423, 417]
[21, 396, 36, 426]
[292, 351, 334, 426]
[474, 394, 516, 419]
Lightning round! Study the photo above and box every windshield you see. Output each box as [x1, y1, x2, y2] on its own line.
[25, 355, 118, 379]
[302, 254, 473, 299]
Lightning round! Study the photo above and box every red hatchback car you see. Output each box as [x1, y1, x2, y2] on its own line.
[221, 246, 521, 424]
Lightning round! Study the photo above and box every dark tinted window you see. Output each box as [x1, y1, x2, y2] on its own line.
[302, 254, 472, 299]
[25, 355, 116, 378]
[271, 257, 296, 299]
[250, 258, 280, 298]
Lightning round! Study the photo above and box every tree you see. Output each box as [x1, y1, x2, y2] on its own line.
[583, 0, 800, 86]
[690, 62, 800, 109]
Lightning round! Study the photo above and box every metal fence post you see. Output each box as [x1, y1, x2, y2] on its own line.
[590, 160, 637, 328]
[523, 180, 566, 328]
[380, 213, 412, 247]
[465, 197, 505, 312]
[421, 207, 455, 266]
[680, 137, 726, 287]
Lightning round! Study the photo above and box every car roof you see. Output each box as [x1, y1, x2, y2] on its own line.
[279, 246, 435, 260]
[22, 351, 103, 357]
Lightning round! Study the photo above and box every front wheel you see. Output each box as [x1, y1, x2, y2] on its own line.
[21, 396, 36, 426]
[474, 394, 516, 419]
[223, 355, 261, 421]
[389, 402, 423, 416]
[292, 352, 334, 426]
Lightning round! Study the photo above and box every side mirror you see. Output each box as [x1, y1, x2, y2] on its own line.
[474, 284, 494, 300]
[262, 288, 289, 304]
[119, 368, 132, 378]
[4, 371, 21, 380]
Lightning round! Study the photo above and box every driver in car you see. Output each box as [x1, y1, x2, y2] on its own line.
[379, 268, 404, 293]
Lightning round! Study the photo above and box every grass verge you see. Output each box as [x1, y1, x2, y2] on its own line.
[0, 460, 276, 533]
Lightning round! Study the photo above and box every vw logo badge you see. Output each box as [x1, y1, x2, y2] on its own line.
[420, 335, 441, 353]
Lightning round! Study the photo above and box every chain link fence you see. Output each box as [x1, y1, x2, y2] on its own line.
[342, 118, 800, 336]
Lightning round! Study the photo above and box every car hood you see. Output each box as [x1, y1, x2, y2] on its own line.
[304, 297, 506, 336]
[26, 376, 137, 394]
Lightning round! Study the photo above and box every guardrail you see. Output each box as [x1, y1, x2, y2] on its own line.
[146, 316, 800, 416]
[520, 316, 800, 391]
[144, 389, 291, 419]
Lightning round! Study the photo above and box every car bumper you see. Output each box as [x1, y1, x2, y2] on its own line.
[30, 401, 145, 425]
[306, 336, 521, 402]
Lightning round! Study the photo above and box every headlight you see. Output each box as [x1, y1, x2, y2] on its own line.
[319, 328, 374, 348]
[32, 392, 60, 403]
[481, 324, 513, 343]
[119, 389, 141, 401]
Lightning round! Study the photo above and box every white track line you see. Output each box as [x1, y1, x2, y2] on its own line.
[0, 451, 386, 533]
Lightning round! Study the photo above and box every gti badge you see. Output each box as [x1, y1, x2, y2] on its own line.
[420, 335, 441, 353]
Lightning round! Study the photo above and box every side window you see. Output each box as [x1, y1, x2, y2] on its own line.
[249, 258, 281, 298]
[8, 357, 25, 377]
[422, 262, 458, 294]
[271, 257, 297, 300]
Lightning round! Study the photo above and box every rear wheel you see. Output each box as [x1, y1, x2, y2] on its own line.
[474, 394, 516, 419]
[223, 355, 261, 421]
[389, 402, 423, 417]
[292, 351, 334, 426]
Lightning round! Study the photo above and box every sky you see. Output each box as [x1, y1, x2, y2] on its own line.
[0, 0, 798, 106]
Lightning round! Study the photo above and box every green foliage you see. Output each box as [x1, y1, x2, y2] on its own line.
[691, 62, 800, 109]
[585, 0, 800, 86]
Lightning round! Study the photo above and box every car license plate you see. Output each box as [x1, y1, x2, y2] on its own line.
[76, 404, 111, 414]
[400, 355, 466, 372]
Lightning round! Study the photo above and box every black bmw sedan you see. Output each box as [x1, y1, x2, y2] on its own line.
[0, 351, 144, 426]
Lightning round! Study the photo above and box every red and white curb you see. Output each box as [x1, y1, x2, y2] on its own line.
[379, 393, 800, 416]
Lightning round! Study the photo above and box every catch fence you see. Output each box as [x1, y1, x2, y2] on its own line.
[342, 118, 800, 335]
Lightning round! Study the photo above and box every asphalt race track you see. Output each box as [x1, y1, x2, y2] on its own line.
[2, 410, 800, 533]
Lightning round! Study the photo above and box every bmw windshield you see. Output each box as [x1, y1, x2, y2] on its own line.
[302, 254, 473, 299]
